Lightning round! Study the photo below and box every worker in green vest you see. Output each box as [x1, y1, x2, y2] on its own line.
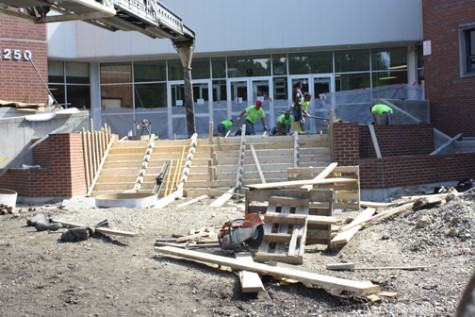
[370, 103, 393, 125]
[236, 100, 267, 135]
[272, 112, 293, 135]
[216, 119, 233, 135]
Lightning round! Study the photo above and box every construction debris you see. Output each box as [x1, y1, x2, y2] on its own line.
[26, 214, 63, 232]
[155, 245, 380, 295]
[0, 203, 15, 215]
[326, 262, 429, 271]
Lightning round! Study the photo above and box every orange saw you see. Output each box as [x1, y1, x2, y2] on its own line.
[218, 213, 264, 251]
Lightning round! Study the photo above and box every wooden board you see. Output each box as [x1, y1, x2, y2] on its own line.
[246, 177, 356, 190]
[331, 208, 376, 245]
[264, 212, 336, 226]
[235, 252, 265, 293]
[368, 124, 382, 158]
[155, 246, 380, 295]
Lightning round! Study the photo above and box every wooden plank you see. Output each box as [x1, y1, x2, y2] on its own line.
[326, 262, 356, 271]
[296, 206, 308, 258]
[209, 187, 236, 207]
[264, 233, 292, 243]
[250, 144, 266, 184]
[288, 207, 308, 256]
[300, 162, 338, 192]
[331, 208, 376, 245]
[293, 131, 299, 168]
[268, 196, 309, 207]
[235, 252, 265, 293]
[155, 246, 380, 295]
[258, 204, 276, 253]
[87, 135, 115, 196]
[246, 177, 357, 190]
[155, 188, 183, 209]
[274, 206, 291, 254]
[81, 128, 91, 190]
[254, 252, 303, 265]
[52, 219, 137, 237]
[340, 203, 414, 232]
[368, 125, 382, 158]
[177, 195, 208, 208]
[430, 132, 463, 155]
[235, 125, 246, 188]
[264, 212, 336, 225]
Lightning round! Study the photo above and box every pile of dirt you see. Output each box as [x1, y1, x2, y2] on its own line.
[0, 191, 473, 316]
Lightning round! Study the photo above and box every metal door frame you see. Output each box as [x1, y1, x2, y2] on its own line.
[227, 76, 273, 123]
[167, 79, 212, 138]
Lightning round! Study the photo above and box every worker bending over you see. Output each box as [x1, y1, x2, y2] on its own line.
[236, 100, 267, 135]
[216, 119, 233, 135]
[272, 112, 293, 135]
[370, 103, 393, 125]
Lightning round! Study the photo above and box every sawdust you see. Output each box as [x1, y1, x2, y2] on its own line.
[0, 191, 474, 316]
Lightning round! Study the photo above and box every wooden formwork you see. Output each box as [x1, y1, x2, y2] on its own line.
[245, 188, 334, 246]
[287, 166, 360, 211]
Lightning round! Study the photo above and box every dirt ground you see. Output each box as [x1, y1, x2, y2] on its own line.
[0, 189, 474, 317]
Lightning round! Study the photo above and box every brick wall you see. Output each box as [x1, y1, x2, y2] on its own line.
[0, 14, 48, 103]
[0, 133, 87, 197]
[359, 123, 434, 158]
[422, 0, 475, 137]
[332, 122, 475, 189]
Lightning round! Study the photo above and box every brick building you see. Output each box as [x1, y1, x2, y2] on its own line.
[422, 0, 475, 137]
[0, 15, 48, 103]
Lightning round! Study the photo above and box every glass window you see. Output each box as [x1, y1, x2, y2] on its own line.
[101, 84, 133, 109]
[191, 58, 210, 79]
[66, 62, 89, 84]
[49, 84, 65, 104]
[48, 61, 64, 83]
[273, 54, 287, 75]
[67, 85, 91, 109]
[289, 52, 332, 74]
[100, 62, 132, 84]
[212, 57, 226, 78]
[168, 59, 183, 81]
[372, 71, 408, 87]
[468, 29, 475, 72]
[416, 44, 424, 69]
[212, 80, 227, 101]
[273, 77, 287, 100]
[134, 61, 166, 82]
[227, 55, 271, 77]
[335, 73, 370, 91]
[334, 49, 369, 72]
[134, 83, 167, 108]
[371, 47, 407, 71]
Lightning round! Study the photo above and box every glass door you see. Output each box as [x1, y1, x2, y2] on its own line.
[312, 75, 334, 131]
[228, 78, 271, 134]
[192, 79, 212, 136]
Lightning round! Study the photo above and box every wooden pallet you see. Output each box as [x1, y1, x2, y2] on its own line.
[255, 196, 309, 264]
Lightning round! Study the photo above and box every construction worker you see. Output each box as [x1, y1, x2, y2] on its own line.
[236, 100, 267, 135]
[272, 112, 293, 135]
[216, 119, 233, 135]
[291, 82, 305, 134]
[370, 103, 393, 125]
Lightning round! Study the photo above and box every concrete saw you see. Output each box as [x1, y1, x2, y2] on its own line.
[218, 213, 264, 251]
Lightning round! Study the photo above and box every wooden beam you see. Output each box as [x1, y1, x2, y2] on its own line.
[210, 187, 236, 207]
[368, 125, 382, 158]
[246, 177, 357, 190]
[86, 134, 114, 196]
[52, 219, 137, 237]
[293, 131, 299, 168]
[264, 212, 336, 225]
[331, 208, 376, 245]
[235, 252, 265, 293]
[155, 246, 380, 295]
[177, 195, 208, 208]
[235, 125, 246, 188]
[268, 196, 309, 207]
[340, 203, 414, 232]
[155, 188, 183, 209]
[300, 162, 338, 192]
[430, 133, 463, 155]
[250, 144, 266, 184]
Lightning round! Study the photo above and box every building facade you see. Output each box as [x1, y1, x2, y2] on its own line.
[422, 0, 475, 137]
[4, 0, 426, 138]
